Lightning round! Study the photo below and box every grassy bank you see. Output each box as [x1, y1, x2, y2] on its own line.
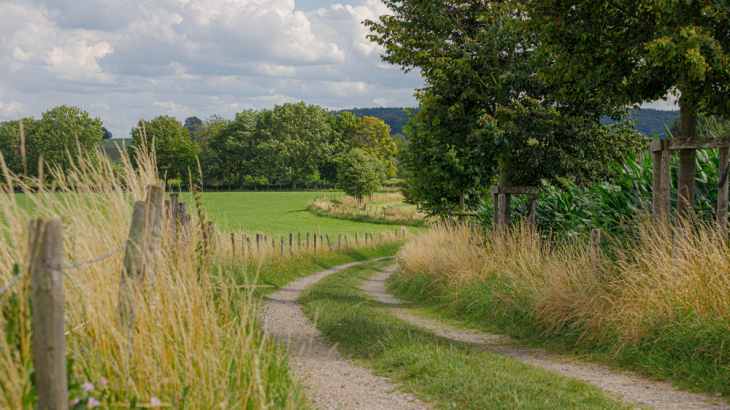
[307, 193, 429, 228]
[298, 260, 633, 409]
[393, 223, 730, 398]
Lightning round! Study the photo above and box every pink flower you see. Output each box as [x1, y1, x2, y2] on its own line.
[150, 397, 162, 405]
[70, 398, 80, 406]
[82, 381, 94, 392]
[87, 397, 100, 408]
[98, 377, 108, 386]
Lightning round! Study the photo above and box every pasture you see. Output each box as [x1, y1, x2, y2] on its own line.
[171, 190, 425, 237]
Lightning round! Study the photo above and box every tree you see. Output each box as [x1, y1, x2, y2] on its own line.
[335, 112, 399, 177]
[338, 149, 386, 203]
[184, 117, 202, 136]
[365, 0, 643, 216]
[101, 126, 113, 140]
[207, 110, 257, 187]
[129, 115, 200, 181]
[0, 118, 41, 177]
[256, 102, 335, 190]
[36, 105, 104, 179]
[527, 0, 730, 219]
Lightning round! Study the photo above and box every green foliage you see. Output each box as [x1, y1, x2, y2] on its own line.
[37, 105, 104, 175]
[366, 0, 646, 217]
[476, 149, 724, 236]
[337, 149, 386, 203]
[330, 107, 418, 134]
[129, 115, 200, 180]
[669, 114, 730, 138]
[334, 112, 399, 178]
[257, 102, 336, 190]
[528, 0, 730, 120]
[0, 118, 40, 177]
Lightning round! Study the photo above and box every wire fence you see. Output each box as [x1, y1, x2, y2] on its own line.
[0, 242, 126, 297]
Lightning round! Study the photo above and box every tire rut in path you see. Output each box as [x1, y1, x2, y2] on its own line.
[362, 265, 730, 410]
[261, 259, 430, 410]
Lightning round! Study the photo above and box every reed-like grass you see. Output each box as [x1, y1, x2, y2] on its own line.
[0, 136, 402, 409]
[395, 221, 730, 395]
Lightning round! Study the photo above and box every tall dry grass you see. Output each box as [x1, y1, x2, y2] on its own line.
[0, 139, 310, 408]
[396, 221, 730, 391]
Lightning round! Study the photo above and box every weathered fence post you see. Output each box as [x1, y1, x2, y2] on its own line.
[365, 232, 368, 245]
[289, 233, 293, 254]
[326, 235, 331, 251]
[590, 229, 601, 271]
[281, 237, 284, 258]
[231, 233, 236, 258]
[256, 233, 260, 250]
[717, 147, 729, 240]
[29, 219, 68, 410]
[307, 233, 310, 251]
[528, 195, 538, 233]
[314, 233, 317, 252]
[355, 233, 358, 244]
[298, 232, 301, 248]
[338, 234, 341, 252]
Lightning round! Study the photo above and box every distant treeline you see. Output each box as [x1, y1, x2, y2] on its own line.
[330, 107, 418, 135]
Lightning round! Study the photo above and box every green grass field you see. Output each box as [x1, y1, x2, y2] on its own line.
[175, 190, 425, 237]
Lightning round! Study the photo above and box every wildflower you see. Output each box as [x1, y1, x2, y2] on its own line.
[87, 397, 100, 408]
[150, 397, 162, 405]
[70, 398, 80, 406]
[83, 381, 94, 392]
[98, 377, 108, 386]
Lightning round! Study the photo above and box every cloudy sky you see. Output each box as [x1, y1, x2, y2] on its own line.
[0, 0, 426, 138]
[0, 0, 675, 139]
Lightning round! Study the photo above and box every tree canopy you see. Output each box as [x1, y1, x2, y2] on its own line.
[365, 0, 644, 215]
[129, 115, 200, 181]
[338, 149, 386, 203]
[527, 0, 730, 218]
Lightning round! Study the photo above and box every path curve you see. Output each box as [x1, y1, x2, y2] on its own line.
[261, 259, 430, 410]
[361, 265, 730, 410]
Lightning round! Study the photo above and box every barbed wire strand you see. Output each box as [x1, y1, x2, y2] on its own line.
[62, 244, 126, 270]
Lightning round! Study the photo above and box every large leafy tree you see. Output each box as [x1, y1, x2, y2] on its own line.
[338, 149, 387, 203]
[256, 102, 335, 190]
[350, 116, 399, 177]
[365, 0, 643, 216]
[36, 105, 105, 178]
[129, 115, 200, 181]
[527, 0, 730, 219]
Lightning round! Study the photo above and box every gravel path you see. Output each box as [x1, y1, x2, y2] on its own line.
[261, 259, 430, 410]
[362, 265, 730, 410]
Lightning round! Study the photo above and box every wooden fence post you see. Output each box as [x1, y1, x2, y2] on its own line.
[281, 237, 284, 258]
[395, 228, 398, 239]
[231, 233, 236, 258]
[326, 235, 331, 251]
[355, 233, 358, 244]
[256, 233, 260, 250]
[298, 232, 301, 248]
[590, 229, 601, 271]
[528, 195, 538, 233]
[717, 147, 729, 240]
[365, 232, 368, 245]
[344, 235, 349, 248]
[29, 219, 67, 410]
[313, 233, 317, 252]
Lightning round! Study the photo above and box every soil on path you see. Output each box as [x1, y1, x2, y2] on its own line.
[362, 265, 730, 410]
[261, 259, 430, 410]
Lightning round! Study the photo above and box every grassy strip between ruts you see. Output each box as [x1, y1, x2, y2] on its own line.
[298, 260, 635, 410]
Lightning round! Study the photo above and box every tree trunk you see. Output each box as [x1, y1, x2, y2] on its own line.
[677, 103, 699, 221]
[292, 176, 297, 191]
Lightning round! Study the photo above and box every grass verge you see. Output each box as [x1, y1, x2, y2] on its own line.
[394, 224, 730, 399]
[298, 260, 634, 410]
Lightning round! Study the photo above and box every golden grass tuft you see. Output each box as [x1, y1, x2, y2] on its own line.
[397, 220, 730, 348]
